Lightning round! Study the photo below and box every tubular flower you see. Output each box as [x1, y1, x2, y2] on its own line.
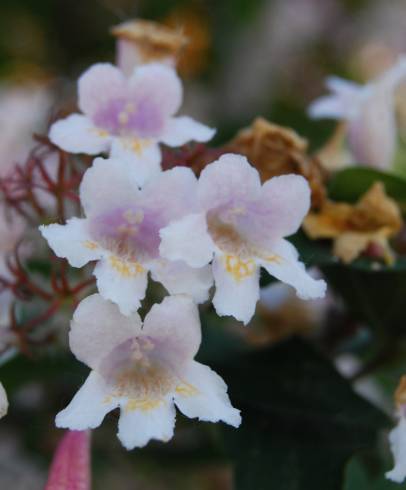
[49, 62, 215, 186]
[308, 56, 406, 169]
[386, 376, 406, 483]
[40, 157, 212, 316]
[159, 153, 326, 324]
[0, 382, 8, 418]
[56, 294, 241, 449]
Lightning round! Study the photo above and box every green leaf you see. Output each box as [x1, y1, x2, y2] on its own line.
[328, 167, 406, 209]
[217, 338, 388, 490]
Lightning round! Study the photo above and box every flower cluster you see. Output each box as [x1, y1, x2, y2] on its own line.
[37, 55, 326, 448]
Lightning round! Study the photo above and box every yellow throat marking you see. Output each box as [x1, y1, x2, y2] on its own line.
[224, 255, 255, 281]
[109, 256, 144, 277]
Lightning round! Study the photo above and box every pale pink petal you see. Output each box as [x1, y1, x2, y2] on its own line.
[78, 63, 127, 118]
[69, 294, 141, 370]
[259, 174, 311, 239]
[129, 63, 182, 118]
[45, 430, 91, 490]
[174, 360, 241, 428]
[49, 114, 111, 155]
[143, 295, 201, 363]
[198, 154, 261, 211]
[386, 417, 406, 483]
[39, 218, 102, 268]
[259, 239, 326, 300]
[117, 398, 176, 449]
[150, 259, 213, 303]
[326, 76, 362, 96]
[159, 213, 215, 268]
[212, 253, 260, 325]
[79, 157, 141, 218]
[56, 371, 119, 430]
[0, 382, 8, 419]
[94, 256, 148, 317]
[110, 138, 162, 187]
[307, 95, 349, 119]
[160, 116, 215, 147]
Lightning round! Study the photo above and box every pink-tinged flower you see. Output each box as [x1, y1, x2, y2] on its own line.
[45, 430, 91, 490]
[0, 382, 8, 419]
[56, 294, 241, 449]
[160, 154, 326, 324]
[40, 157, 212, 316]
[386, 376, 406, 483]
[308, 56, 406, 169]
[49, 62, 215, 186]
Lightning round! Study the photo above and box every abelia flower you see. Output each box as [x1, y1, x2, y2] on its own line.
[49, 62, 215, 186]
[160, 153, 326, 324]
[387, 375, 406, 483]
[0, 381, 8, 418]
[40, 157, 212, 316]
[56, 294, 241, 449]
[308, 57, 406, 169]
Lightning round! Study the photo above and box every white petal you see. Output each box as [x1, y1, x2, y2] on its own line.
[78, 63, 127, 118]
[174, 360, 241, 428]
[150, 259, 213, 304]
[212, 253, 260, 325]
[308, 95, 348, 119]
[198, 153, 262, 211]
[159, 213, 215, 268]
[117, 398, 176, 449]
[386, 417, 406, 483]
[39, 218, 102, 268]
[110, 138, 162, 188]
[0, 382, 8, 418]
[69, 294, 141, 370]
[259, 239, 326, 300]
[143, 295, 201, 362]
[260, 174, 311, 239]
[160, 116, 216, 147]
[94, 256, 148, 317]
[79, 156, 141, 217]
[56, 371, 118, 430]
[49, 114, 111, 154]
[141, 166, 199, 222]
[129, 63, 182, 118]
[326, 76, 362, 96]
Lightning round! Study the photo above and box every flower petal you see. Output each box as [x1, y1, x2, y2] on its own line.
[39, 218, 102, 268]
[174, 360, 241, 428]
[79, 156, 141, 217]
[212, 253, 260, 325]
[0, 382, 8, 419]
[110, 138, 162, 187]
[49, 114, 111, 154]
[198, 153, 261, 211]
[386, 417, 406, 483]
[94, 256, 148, 317]
[259, 174, 311, 239]
[159, 213, 215, 268]
[143, 295, 201, 362]
[129, 63, 182, 118]
[150, 259, 213, 304]
[78, 63, 127, 118]
[307, 95, 347, 119]
[259, 239, 326, 300]
[69, 294, 141, 369]
[141, 166, 198, 222]
[117, 398, 176, 449]
[160, 116, 215, 147]
[56, 371, 118, 430]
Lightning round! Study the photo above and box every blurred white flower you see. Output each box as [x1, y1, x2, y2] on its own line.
[49, 62, 215, 186]
[0, 382, 8, 419]
[56, 294, 241, 449]
[308, 57, 406, 169]
[160, 153, 326, 325]
[386, 376, 406, 483]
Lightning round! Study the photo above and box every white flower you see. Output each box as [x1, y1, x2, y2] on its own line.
[308, 56, 406, 170]
[159, 153, 326, 325]
[49, 62, 215, 186]
[0, 382, 8, 418]
[56, 294, 241, 449]
[387, 376, 406, 483]
[39, 157, 213, 316]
